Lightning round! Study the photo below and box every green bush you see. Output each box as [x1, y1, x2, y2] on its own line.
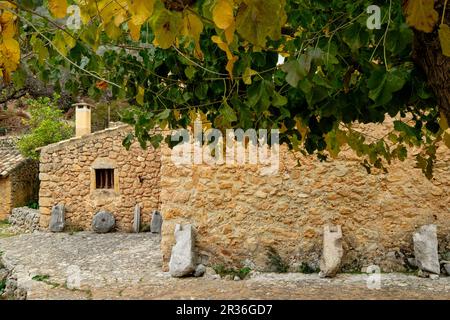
[26, 201, 39, 209]
[212, 265, 252, 280]
[298, 262, 318, 274]
[17, 94, 73, 159]
[266, 247, 289, 273]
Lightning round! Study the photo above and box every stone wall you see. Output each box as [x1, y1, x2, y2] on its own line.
[0, 160, 38, 221]
[38, 125, 161, 231]
[10, 160, 39, 209]
[160, 121, 450, 272]
[8, 207, 40, 233]
[0, 177, 11, 220]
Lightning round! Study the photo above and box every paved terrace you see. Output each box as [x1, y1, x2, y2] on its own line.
[0, 232, 449, 300]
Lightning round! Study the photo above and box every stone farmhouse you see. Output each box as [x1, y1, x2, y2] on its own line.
[38, 105, 450, 272]
[0, 137, 39, 220]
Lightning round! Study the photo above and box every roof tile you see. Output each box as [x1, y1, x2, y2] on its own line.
[0, 137, 26, 177]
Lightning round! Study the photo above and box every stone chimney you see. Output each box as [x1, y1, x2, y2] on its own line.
[75, 104, 92, 137]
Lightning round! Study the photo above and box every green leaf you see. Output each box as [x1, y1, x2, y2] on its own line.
[394, 121, 420, 139]
[220, 100, 237, 123]
[195, 83, 209, 100]
[342, 23, 369, 51]
[122, 133, 135, 150]
[272, 91, 287, 107]
[281, 58, 310, 88]
[185, 65, 197, 79]
[150, 134, 164, 149]
[242, 67, 258, 85]
[157, 109, 171, 120]
[368, 69, 406, 105]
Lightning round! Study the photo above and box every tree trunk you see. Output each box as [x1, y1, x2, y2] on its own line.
[412, 0, 450, 123]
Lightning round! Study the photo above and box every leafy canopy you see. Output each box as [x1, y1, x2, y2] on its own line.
[17, 94, 74, 159]
[1, 0, 450, 176]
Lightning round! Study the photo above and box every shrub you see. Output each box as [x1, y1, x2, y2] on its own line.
[266, 247, 289, 273]
[17, 94, 73, 159]
[298, 262, 318, 274]
[26, 201, 39, 209]
[212, 264, 252, 280]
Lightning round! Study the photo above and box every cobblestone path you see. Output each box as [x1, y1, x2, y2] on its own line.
[0, 232, 449, 300]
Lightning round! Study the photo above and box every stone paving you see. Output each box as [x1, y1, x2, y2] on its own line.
[0, 232, 449, 300]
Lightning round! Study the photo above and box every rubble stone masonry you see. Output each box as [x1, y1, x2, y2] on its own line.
[159, 121, 450, 272]
[38, 125, 161, 231]
[38, 121, 450, 272]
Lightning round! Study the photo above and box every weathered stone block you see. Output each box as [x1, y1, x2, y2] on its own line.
[132, 204, 140, 233]
[413, 224, 440, 274]
[319, 225, 343, 278]
[49, 204, 65, 232]
[169, 224, 196, 277]
[444, 264, 450, 276]
[151, 211, 163, 234]
[194, 264, 206, 277]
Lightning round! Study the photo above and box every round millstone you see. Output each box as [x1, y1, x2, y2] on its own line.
[92, 211, 115, 233]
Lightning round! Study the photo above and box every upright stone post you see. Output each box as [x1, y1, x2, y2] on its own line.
[49, 204, 65, 232]
[132, 204, 141, 233]
[413, 224, 440, 274]
[319, 224, 344, 278]
[150, 210, 163, 234]
[169, 224, 196, 277]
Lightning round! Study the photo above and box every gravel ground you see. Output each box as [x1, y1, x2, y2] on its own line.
[0, 232, 449, 300]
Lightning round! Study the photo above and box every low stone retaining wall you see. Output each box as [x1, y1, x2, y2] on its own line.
[0, 255, 27, 300]
[8, 207, 40, 233]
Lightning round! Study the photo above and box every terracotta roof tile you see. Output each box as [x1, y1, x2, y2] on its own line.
[0, 137, 26, 177]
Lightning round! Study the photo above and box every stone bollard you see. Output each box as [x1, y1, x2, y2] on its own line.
[150, 210, 163, 234]
[132, 204, 141, 233]
[319, 225, 344, 278]
[169, 224, 196, 277]
[413, 224, 440, 274]
[49, 204, 65, 232]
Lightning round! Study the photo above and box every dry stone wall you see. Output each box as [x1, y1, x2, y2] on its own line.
[8, 207, 40, 232]
[160, 121, 450, 272]
[10, 160, 39, 209]
[39, 125, 161, 231]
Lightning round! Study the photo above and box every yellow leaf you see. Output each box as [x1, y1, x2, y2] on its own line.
[152, 10, 182, 49]
[212, 35, 238, 78]
[53, 30, 76, 56]
[224, 21, 235, 44]
[128, 20, 141, 41]
[96, 0, 128, 26]
[48, 0, 68, 19]
[213, 0, 234, 30]
[128, 0, 154, 26]
[438, 23, 450, 57]
[136, 86, 145, 106]
[183, 11, 204, 59]
[404, 0, 438, 33]
[0, 37, 20, 82]
[242, 67, 257, 84]
[295, 117, 309, 144]
[104, 21, 122, 40]
[0, 18, 17, 39]
[0, 1, 18, 39]
[226, 56, 238, 79]
[211, 35, 232, 59]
